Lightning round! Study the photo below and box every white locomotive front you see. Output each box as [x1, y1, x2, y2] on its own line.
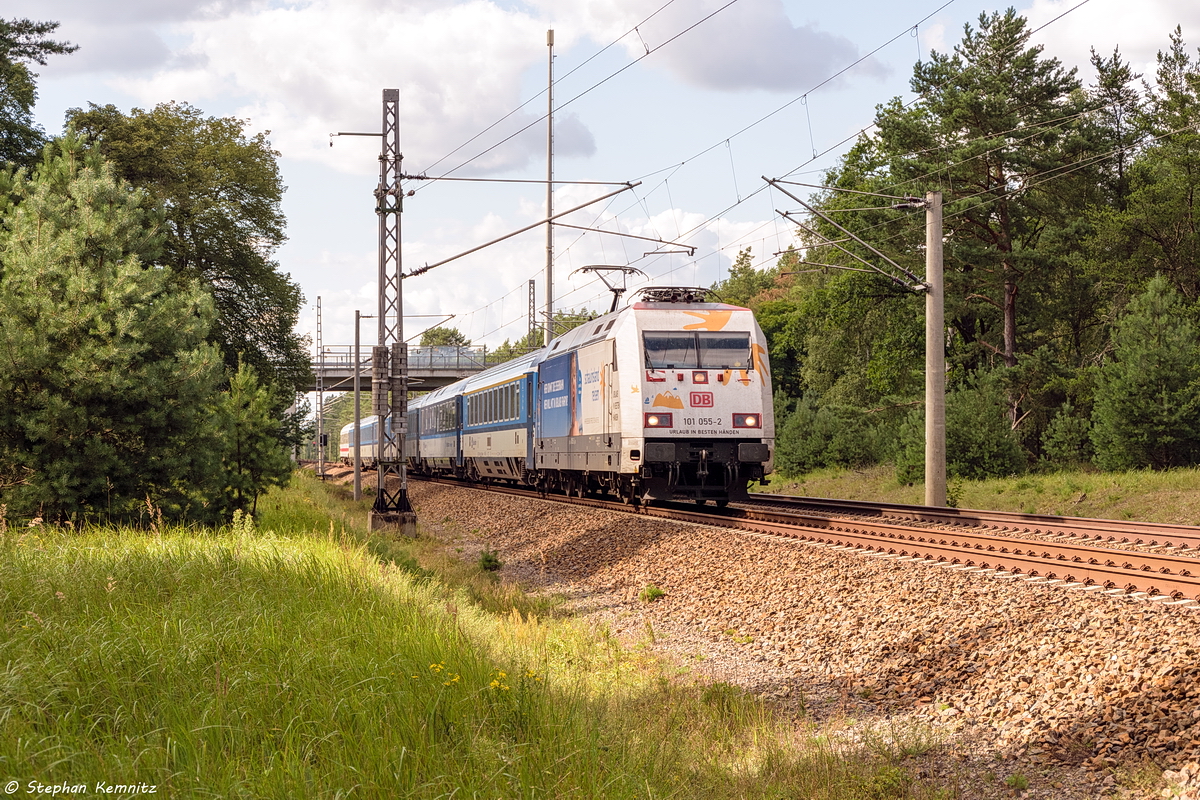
[532, 287, 773, 504]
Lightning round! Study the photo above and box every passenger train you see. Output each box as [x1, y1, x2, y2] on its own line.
[340, 287, 775, 505]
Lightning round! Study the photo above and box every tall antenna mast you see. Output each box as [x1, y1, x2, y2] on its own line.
[543, 28, 555, 346]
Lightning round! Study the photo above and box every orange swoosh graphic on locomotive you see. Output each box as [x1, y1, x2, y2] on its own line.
[719, 346, 768, 386]
[682, 310, 733, 331]
[751, 343, 769, 377]
[651, 392, 685, 409]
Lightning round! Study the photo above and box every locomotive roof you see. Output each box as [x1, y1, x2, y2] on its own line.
[630, 301, 749, 311]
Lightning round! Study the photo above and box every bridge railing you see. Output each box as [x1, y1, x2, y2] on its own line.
[314, 345, 491, 371]
[312, 344, 540, 373]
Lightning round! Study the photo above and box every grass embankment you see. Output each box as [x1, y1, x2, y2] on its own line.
[0, 473, 949, 799]
[767, 465, 1200, 525]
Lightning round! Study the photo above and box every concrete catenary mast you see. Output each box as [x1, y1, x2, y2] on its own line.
[543, 28, 555, 346]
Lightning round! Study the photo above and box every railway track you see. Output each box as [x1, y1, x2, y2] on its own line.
[742, 493, 1200, 551]
[405, 473, 1200, 606]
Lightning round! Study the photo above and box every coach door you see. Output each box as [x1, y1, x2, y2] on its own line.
[606, 340, 619, 436]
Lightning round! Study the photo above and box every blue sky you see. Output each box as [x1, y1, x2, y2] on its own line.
[19, 0, 1200, 350]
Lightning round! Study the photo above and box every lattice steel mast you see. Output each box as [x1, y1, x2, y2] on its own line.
[371, 88, 416, 529]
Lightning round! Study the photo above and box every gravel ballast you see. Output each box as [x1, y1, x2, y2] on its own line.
[404, 481, 1200, 799]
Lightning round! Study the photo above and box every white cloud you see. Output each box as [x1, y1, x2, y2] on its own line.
[110, 0, 593, 175]
[534, 0, 887, 92]
[1021, 0, 1200, 79]
[920, 22, 948, 60]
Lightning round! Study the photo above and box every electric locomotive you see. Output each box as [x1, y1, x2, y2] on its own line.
[404, 286, 774, 505]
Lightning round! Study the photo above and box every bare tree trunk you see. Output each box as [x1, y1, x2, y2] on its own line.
[1003, 277, 1018, 368]
[1004, 274, 1019, 426]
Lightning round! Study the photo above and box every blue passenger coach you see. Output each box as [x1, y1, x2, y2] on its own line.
[408, 350, 541, 482]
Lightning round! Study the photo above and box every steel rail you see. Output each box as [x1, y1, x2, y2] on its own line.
[406, 475, 1200, 601]
[713, 508, 1200, 602]
[746, 494, 1200, 549]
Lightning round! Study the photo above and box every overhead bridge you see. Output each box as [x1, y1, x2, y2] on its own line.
[305, 345, 500, 394]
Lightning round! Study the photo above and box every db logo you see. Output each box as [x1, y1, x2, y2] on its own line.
[690, 392, 714, 407]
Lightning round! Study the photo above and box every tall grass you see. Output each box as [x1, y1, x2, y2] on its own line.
[0, 475, 950, 799]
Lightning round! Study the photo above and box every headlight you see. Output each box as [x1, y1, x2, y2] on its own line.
[732, 413, 761, 428]
[644, 412, 674, 428]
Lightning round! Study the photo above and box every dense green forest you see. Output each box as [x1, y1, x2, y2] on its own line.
[711, 12, 1200, 481]
[0, 18, 309, 524]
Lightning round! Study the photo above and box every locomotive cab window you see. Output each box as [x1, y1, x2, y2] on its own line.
[643, 332, 698, 369]
[644, 331, 751, 370]
[698, 332, 751, 369]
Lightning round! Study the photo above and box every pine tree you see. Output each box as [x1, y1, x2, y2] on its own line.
[1090, 276, 1200, 470]
[874, 10, 1089, 373]
[0, 18, 77, 167]
[214, 360, 294, 516]
[1087, 30, 1200, 302]
[65, 101, 309, 391]
[0, 135, 223, 522]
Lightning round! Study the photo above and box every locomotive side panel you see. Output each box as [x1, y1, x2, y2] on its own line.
[536, 340, 623, 473]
